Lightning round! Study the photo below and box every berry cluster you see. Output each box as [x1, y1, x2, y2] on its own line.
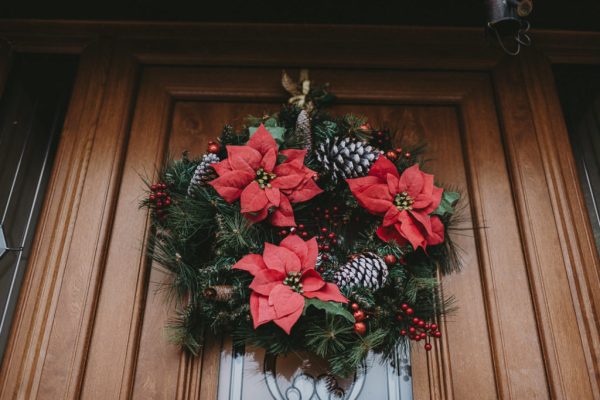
[149, 182, 171, 219]
[384, 147, 412, 162]
[397, 303, 442, 351]
[311, 205, 345, 227]
[351, 303, 368, 335]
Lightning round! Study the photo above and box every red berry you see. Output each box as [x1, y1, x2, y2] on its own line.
[404, 152, 411, 158]
[412, 317, 420, 324]
[149, 194, 156, 201]
[164, 199, 171, 206]
[301, 231, 308, 238]
[331, 239, 338, 245]
[150, 184, 158, 191]
[400, 329, 407, 336]
[354, 322, 367, 335]
[401, 304, 408, 310]
[156, 201, 163, 207]
[353, 310, 365, 322]
[384, 254, 397, 265]
[298, 224, 305, 230]
[160, 183, 167, 190]
[424, 324, 430, 330]
[280, 230, 287, 236]
[409, 327, 416, 334]
[424, 343, 432, 351]
[430, 324, 437, 331]
[386, 150, 399, 161]
[323, 245, 330, 251]
[322, 254, 329, 261]
[395, 147, 403, 154]
[418, 320, 425, 328]
[321, 227, 328, 233]
[318, 245, 324, 250]
[351, 303, 360, 311]
[396, 315, 403, 321]
[434, 331, 442, 338]
[328, 232, 335, 239]
[414, 336, 421, 342]
[406, 308, 414, 315]
[420, 332, 427, 339]
[333, 206, 339, 212]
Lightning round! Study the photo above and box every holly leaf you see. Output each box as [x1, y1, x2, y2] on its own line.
[433, 191, 460, 216]
[303, 298, 354, 322]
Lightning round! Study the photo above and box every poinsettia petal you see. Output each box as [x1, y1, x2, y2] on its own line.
[280, 234, 308, 266]
[386, 173, 401, 195]
[420, 171, 435, 196]
[304, 283, 348, 303]
[346, 176, 382, 196]
[286, 178, 323, 203]
[409, 210, 433, 236]
[249, 269, 286, 296]
[273, 304, 304, 334]
[240, 181, 269, 213]
[426, 215, 445, 246]
[353, 184, 394, 214]
[244, 206, 269, 223]
[301, 268, 326, 292]
[412, 193, 433, 210]
[263, 242, 301, 274]
[368, 156, 399, 180]
[209, 170, 254, 203]
[279, 149, 307, 169]
[376, 225, 408, 245]
[265, 187, 281, 207]
[250, 293, 276, 328]
[271, 169, 305, 190]
[398, 212, 427, 250]
[227, 145, 261, 173]
[212, 159, 233, 176]
[422, 186, 443, 214]
[399, 164, 425, 198]
[232, 254, 267, 275]
[304, 237, 318, 271]
[247, 124, 278, 155]
[269, 195, 296, 227]
[382, 206, 401, 227]
[261, 148, 277, 172]
[268, 285, 305, 318]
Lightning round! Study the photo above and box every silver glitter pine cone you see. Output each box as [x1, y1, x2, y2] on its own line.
[333, 252, 388, 291]
[188, 153, 220, 196]
[315, 137, 380, 184]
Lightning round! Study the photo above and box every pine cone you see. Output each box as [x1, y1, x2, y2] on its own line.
[333, 253, 388, 291]
[296, 109, 312, 152]
[188, 153, 220, 196]
[315, 137, 381, 184]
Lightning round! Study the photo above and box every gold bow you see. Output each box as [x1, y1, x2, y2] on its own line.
[282, 69, 313, 112]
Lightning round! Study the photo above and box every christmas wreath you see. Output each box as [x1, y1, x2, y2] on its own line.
[143, 70, 461, 380]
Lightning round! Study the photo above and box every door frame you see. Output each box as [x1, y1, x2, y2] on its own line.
[0, 21, 599, 399]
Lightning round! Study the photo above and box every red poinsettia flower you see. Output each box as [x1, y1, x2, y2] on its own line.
[347, 157, 444, 250]
[209, 124, 322, 227]
[233, 235, 348, 334]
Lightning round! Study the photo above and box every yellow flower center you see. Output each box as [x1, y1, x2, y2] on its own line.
[283, 271, 304, 293]
[394, 191, 414, 211]
[255, 168, 277, 189]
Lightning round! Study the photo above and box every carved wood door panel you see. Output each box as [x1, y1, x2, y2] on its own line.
[76, 66, 549, 399]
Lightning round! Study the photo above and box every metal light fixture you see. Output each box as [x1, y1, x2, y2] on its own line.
[0, 225, 22, 260]
[486, 0, 533, 55]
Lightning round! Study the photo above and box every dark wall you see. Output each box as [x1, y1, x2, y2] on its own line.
[0, 0, 599, 31]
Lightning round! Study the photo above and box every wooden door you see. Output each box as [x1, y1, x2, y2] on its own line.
[1, 25, 599, 400]
[43, 68, 571, 398]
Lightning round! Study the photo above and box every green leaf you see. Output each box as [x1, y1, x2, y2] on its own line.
[433, 191, 460, 216]
[303, 299, 354, 323]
